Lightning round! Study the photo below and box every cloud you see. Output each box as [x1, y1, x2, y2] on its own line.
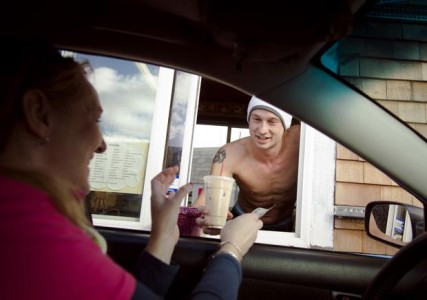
[87, 67, 201, 145]
[88, 67, 157, 139]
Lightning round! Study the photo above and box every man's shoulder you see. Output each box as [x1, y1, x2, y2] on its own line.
[221, 138, 250, 159]
[225, 137, 250, 150]
[286, 123, 301, 137]
[290, 117, 301, 127]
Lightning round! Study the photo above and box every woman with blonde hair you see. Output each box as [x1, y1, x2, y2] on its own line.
[0, 37, 262, 299]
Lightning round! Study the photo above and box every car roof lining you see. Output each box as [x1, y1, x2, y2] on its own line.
[2, 0, 367, 95]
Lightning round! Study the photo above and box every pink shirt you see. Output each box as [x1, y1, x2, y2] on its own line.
[0, 178, 136, 299]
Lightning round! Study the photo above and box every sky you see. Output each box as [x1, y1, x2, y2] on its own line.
[72, 51, 250, 148]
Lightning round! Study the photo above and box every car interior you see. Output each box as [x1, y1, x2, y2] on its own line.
[2, 0, 427, 299]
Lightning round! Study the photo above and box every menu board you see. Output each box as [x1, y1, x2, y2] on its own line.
[89, 137, 149, 194]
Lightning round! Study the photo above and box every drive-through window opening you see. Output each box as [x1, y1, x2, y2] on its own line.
[71, 50, 335, 248]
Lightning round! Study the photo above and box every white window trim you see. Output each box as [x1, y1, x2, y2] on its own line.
[93, 67, 175, 230]
[253, 123, 336, 248]
[92, 66, 336, 248]
[178, 74, 202, 196]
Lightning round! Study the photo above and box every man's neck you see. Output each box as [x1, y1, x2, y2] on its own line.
[250, 140, 284, 163]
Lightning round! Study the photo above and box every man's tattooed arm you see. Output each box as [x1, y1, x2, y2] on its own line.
[213, 147, 226, 164]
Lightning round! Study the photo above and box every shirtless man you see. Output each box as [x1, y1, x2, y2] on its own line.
[193, 96, 300, 232]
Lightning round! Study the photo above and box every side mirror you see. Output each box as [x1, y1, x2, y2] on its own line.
[365, 201, 424, 248]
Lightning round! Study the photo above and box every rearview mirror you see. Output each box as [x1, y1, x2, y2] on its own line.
[365, 201, 424, 248]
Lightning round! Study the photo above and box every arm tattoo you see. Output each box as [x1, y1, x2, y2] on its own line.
[213, 147, 226, 164]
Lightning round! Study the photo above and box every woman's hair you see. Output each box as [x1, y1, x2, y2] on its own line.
[0, 37, 90, 152]
[0, 37, 92, 230]
[1, 168, 90, 229]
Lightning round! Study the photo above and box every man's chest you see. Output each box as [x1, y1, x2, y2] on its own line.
[234, 162, 298, 195]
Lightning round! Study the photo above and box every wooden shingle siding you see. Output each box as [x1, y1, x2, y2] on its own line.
[399, 101, 426, 123]
[335, 218, 365, 230]
[402, 24, 427, 42]
[377, 100, 399, 115]
[358, 78, 387, 98]
[386, 80, 411, 100]
[392, 41, 420, 60]
[380, 186, 414, 205]
[336, 144, 360, 160]
[362, 231, 387, 254]
[360, 59, 423, 80]
[363, 164, 396, 186]
[413, 81, 427, 101]
[333, 20, 427, 253]
[333, 229, 363, 252]
[411, 123, 427, 138]
[385, 244, 399, 256]
[336, 160, 364, 183]
[422, 63, 427, 80]
[420, 44, 427, 60]
[366, 40, 393, 58]
[334, 218, 398, 255]
[335, 182, 381, 206]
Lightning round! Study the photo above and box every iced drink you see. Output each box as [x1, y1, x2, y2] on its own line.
[203, 175, 235, 235]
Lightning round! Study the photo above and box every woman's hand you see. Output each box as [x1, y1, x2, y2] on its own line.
[145, 166, 192, 264]
[218, 213, 263, 260]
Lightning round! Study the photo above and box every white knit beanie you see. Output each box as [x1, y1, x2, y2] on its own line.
[247, 96, 292, 129]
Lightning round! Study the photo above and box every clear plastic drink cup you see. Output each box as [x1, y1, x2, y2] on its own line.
[203, 175, 235, 235]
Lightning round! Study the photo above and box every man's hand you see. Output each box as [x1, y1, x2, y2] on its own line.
[195, 206, 233, 228]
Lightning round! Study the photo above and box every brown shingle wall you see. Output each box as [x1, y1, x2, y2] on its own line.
[334, 220, 399, 255]
[333, 20, 427, 253]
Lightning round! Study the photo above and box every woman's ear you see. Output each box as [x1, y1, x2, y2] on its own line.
[21, 90, 52, 140]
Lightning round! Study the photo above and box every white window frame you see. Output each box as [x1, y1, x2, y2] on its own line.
[200, 123, 336, 248]
[90, 58, 336, 248]
[93, 67, 175, 230]
[176, 74, 202, 196]
[258, 123, 335, 249]
[93, 68, 201, 230]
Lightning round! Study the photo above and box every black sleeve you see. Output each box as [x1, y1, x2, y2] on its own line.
[131, 281, 162, 300]
[189, 253, 242, 300]
[132, 251, 179, 298]
[132, 252, 242, 300]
